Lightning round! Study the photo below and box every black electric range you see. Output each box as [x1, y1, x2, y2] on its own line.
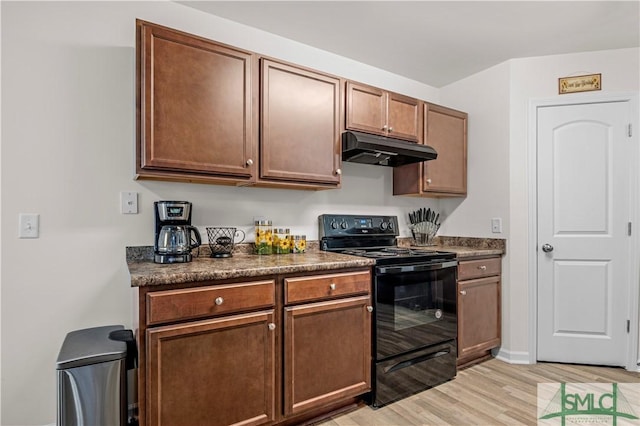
[319, 214, 458, 407]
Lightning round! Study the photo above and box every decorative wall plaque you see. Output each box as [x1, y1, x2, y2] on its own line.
[559, 74, 601, 94]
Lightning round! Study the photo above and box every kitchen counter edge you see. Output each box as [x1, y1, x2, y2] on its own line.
[128, 251, 376, 287]
[438, 246, 504, 258]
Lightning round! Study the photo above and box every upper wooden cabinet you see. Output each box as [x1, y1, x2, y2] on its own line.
[136, 20, 257, 185]
[393, 102, 468, 197]
[260, 59, 342, 187]
[346, 81, 421, 142]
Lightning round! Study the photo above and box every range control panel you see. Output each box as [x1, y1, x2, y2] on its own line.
[318, 214, 399, 238]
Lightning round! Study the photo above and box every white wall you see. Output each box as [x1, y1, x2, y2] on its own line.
[438, 61, 512, 349]
[0, 2, 442, 424]
[441, 47, 640, 364]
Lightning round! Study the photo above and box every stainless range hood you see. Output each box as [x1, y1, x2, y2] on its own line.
[342, 131, 437, 167]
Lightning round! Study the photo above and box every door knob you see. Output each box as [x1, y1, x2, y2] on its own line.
[542, 244, 554, 253]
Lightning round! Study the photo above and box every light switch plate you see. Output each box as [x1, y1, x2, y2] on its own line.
[120, 192, 138, 214]
[491, 217, 502, 233]
[19, 213, 39, 238]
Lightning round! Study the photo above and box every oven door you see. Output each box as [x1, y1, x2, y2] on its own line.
[374, 260, 457, 360]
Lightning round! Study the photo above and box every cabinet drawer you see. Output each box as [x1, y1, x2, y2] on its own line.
[147, 280, 275, 325]
[458, 257, 501, 281]
[285, 271, 371, 304]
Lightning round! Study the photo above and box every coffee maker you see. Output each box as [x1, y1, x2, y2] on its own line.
[154, 201, 201, 264]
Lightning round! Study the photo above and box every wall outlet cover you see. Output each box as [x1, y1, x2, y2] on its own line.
[120, 192, 138, 214]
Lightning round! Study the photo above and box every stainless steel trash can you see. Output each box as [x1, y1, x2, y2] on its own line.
[56, 325, 127, 426]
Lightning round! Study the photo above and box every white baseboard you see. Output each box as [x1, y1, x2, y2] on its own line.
[494, 348, 532, 364]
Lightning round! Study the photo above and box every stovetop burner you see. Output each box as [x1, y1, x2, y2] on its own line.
[319, 214, 456, 266]
[340, 246, 456, 265]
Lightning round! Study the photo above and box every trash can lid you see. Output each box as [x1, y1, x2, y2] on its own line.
[56, 325, 127, 370]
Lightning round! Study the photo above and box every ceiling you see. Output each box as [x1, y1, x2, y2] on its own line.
[178, 1, 640, 88]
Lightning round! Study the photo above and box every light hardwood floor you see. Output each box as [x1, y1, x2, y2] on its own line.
[317, 359, 640, 425]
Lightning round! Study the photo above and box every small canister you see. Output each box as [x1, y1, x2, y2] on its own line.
[292, 235, 306, 253]
[254, 220, 273, 255]
[273, 228, 291, 254]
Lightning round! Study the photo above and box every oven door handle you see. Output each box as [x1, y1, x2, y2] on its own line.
[376, 260, 458, 275]
[383, 348, 451, 374]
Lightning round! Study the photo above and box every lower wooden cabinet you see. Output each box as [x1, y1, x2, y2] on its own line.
[146, 311, 276, 426]
[137, 269, 372, 426]
[284, 296, 371, 415]
[456, 256, 502, 367]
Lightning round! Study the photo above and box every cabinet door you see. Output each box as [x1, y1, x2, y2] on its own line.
[284, 296, 371, 416]
[138, 22, 256, 181]
[146, 311, 275, 426]
[261, 60, 341, 186]
[423, 103, 468, 195]
[457, 276, 501, 361]
[345, 81, 387, 136]
[387, 93, 421, 142]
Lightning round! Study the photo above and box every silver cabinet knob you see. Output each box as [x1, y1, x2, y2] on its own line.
[268, 323, 276, 331]
[382, 125, 388, 131]
[366, 306, 373, 313]
[460, 290, 467, 296]
[478, 265, 487, 271]
[335, 168, 342, 175]
[542, 244, 554, 253]
[329, 283, 336, 290]
[214, 297, 224, 306]
[388, 126, 393, 132]
[246, 158, 254, 166]
[426, 178, 432, 184]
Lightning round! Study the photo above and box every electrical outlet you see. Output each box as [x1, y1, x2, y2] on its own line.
[19, 213, 39, 238]
[120, 192, 138, 214]
[491, 217, 502, 233]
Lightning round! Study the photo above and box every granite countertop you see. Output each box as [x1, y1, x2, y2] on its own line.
[128, 251, 376, 287]
[127, 236, 505, 288]
[401, 236, 506, 258]
[436, 245, 504, 258]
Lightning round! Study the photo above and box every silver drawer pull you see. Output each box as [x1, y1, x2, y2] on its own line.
[214, 297, 224, 306]
[460, 290, 467, 296]
[366, 306, 373, 313]
[268, 323, 276, 331]
[478, 265, 487, 270]
[329, 283, 336, 290]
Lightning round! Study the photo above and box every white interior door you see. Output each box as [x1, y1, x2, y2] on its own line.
[537, 100, 632, 366]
